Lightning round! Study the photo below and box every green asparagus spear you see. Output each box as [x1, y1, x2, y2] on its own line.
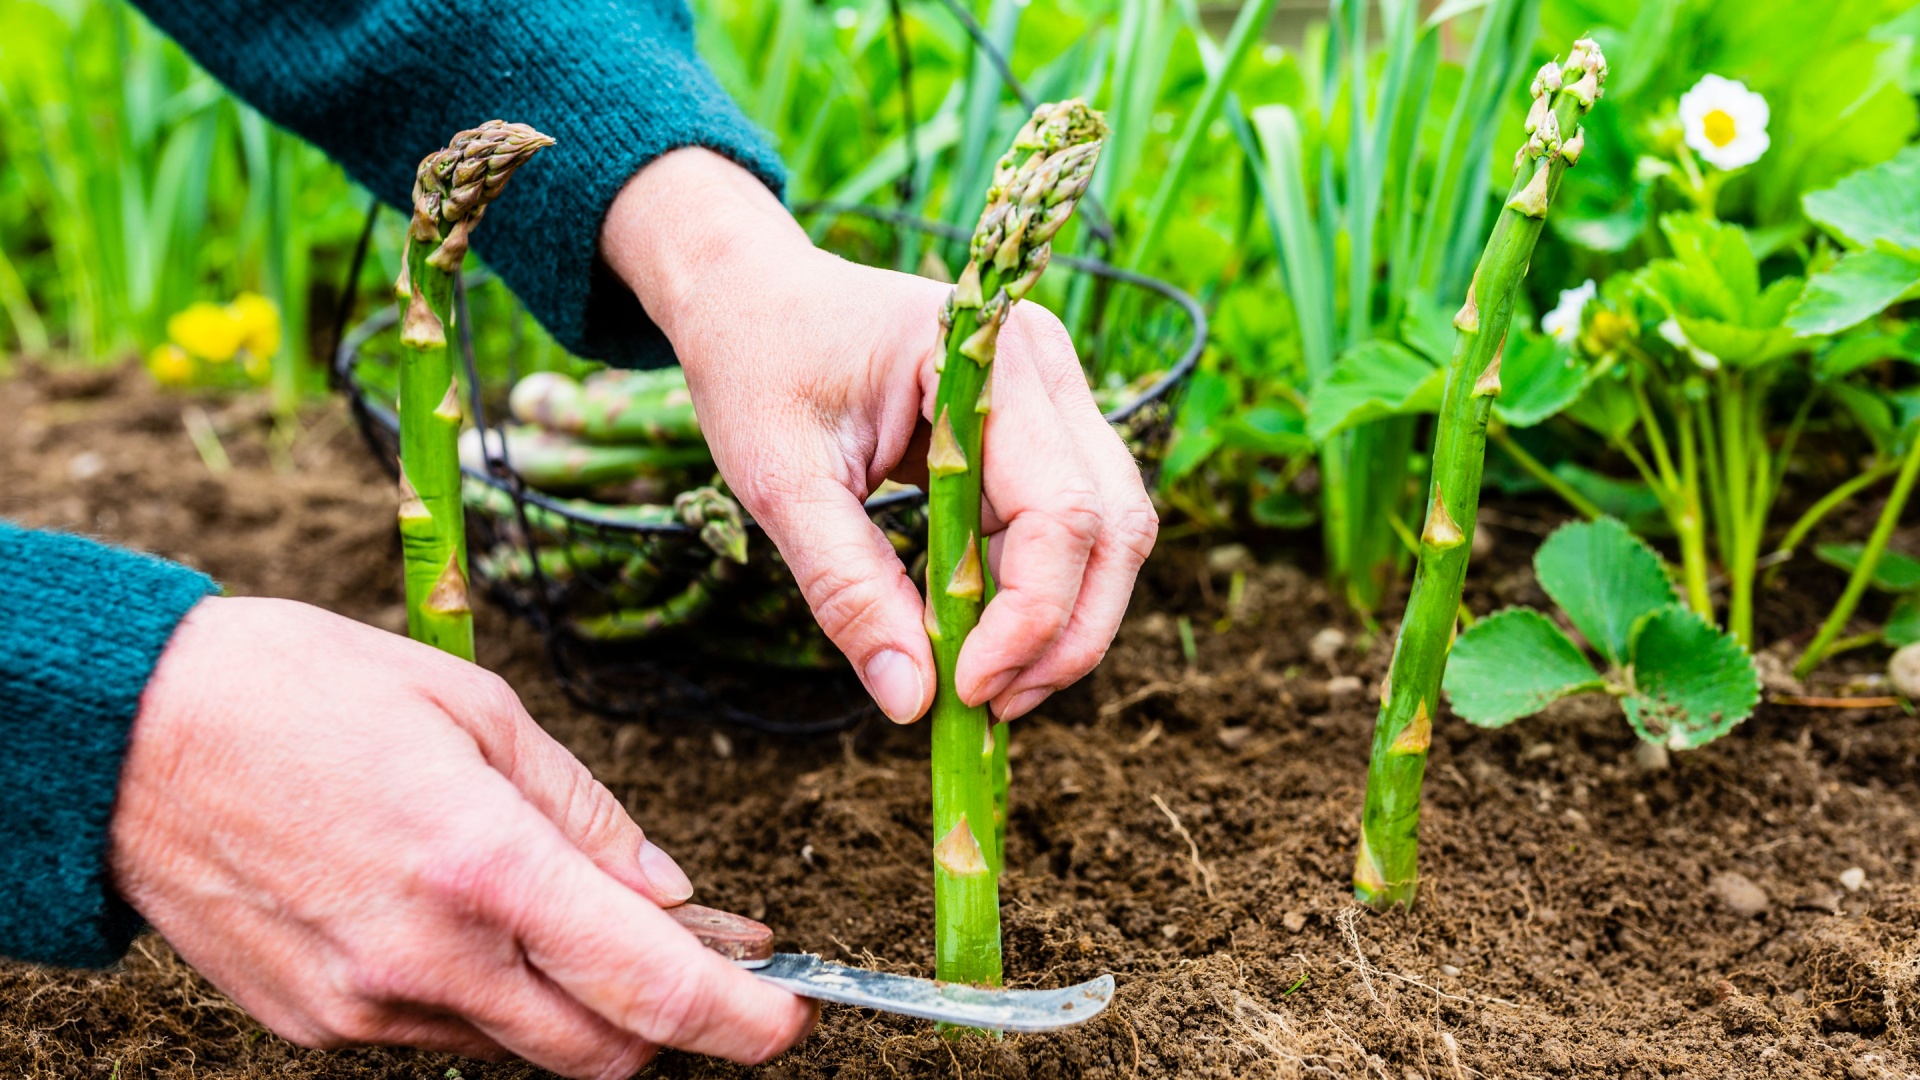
[1353, 42, 1607, 910]
[396, 121, 554, 659]
[927, 100, 1107, 993]
[571, 559, 730, 640]
[462, 479, 749, 565]
[460, 425, 711, 492]
[510, 368, 704, 445]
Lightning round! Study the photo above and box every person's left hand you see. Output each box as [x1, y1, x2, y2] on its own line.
[601, 148, 1157, 724]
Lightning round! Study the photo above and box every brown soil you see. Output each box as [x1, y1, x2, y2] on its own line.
[3, 360, 1917, 1080]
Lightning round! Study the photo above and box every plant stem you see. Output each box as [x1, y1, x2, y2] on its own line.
[1795, 432, 1920, 678]
[396, 122, 553, 660]
[1489, 426, 1602, 519]
[1354, 42, 1605, 910]
[1764, 457, 1900, 586]
[928, 102, 1105, 990]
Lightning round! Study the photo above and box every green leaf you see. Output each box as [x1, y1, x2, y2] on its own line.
[1218, 402, 1313, 457]
[1813, 542, 1920, 592]
[1162, 368, 1230, 482]
[1886, 594, 1920, 647]
[1564, 371, 1640, 441]
[1533, 517, 1677, 668]
[1495, 334, 1594, 428]
[1623, 606, 1760, 751]
[1251, 486, 1316, 529]
[1786, 251, 1920, 337]
[1552, 464, 1671, 537]
[1676, 314, 1800, 367]
[1802, 145, 1920, 255]
[1443, 608, 1606, 728]
[1399, 292, 1456, 364]
[1305, 341, 1442, 443]
[1659, 214, 1759, 317]
[1830, 380, 1899, 453]
[1817, 331, 1920, 379]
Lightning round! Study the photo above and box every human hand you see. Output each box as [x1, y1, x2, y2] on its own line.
[602, 149, 1156, 724]
[110, 596, 814, 1079]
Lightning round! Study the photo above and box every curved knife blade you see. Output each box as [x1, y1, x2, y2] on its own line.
[746, 954, 1114, 1033]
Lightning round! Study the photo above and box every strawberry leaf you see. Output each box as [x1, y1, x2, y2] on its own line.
[1622, 606, 1760, 750]
[1533, 517, 1677, 668]
[1443, 608, 1606, 728]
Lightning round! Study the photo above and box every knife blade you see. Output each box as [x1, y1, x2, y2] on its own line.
[666, 903, 1114, 1033]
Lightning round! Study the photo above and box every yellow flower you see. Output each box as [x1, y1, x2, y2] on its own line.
[146, 343, 196, 386]
[167, 301, 246, 362]
[229, 292, 282, 359]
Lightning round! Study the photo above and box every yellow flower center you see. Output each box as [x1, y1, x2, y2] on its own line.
[1702, 109, 1738, 148]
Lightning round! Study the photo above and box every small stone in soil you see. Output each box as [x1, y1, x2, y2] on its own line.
[1633, 741, 1671, 772]
[1439, 964, 1462, 978]
[1160, 924, 1180, 940]
[1281, 911, 1307, 933]
[1326, 675, 1364, 705]
[1308, 627, 1347, 664]
[1840, 867, 1867, 892]
[1711, 871, 1770, 917]
[1890, 643, 1920, 699]
[1207, 543, 1254, 574]
[1522, 741, 1556, 761]
[1217, 725, 1252, 751]
[711, 731, 733, 759]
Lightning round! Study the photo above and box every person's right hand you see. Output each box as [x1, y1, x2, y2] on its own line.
[109, 595, 814, 1080]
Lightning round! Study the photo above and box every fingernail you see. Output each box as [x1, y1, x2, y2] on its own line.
[970, 668, 1019, 708]
[638, 840, 694, 903]
[997, 688, 1050, 721]
[865, 649, 924, 723]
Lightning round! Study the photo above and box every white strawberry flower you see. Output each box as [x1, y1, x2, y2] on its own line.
[1541, 279, 1597, 345]
[1659, 318, 1720, 371]
[1678, 74, 1770, 171]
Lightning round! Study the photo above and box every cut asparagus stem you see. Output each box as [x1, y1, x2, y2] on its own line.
[1354, 44, 1606, 911]
[510, 368, 703, 446]
[397, 120, 554, 660]
[928, 100, 1106, 996]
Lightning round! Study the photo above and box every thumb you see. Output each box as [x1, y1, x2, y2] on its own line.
[752, 476, 935, 724]
[439, 670, 695, 906]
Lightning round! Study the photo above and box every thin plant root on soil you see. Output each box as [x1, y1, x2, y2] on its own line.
[3, 361, 1918, 1078]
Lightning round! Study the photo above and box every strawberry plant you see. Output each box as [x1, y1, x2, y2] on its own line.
[1444, 517, 1760, 749]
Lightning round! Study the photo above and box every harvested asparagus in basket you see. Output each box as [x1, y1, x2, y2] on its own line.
[509, 367, 703, 445]
[458, 425, 711, 491]
[395, 121, 553, 660]
[1353, 41, 1607, 911]
[926, 100, 1106, 996]
[462, 479, 748, 564]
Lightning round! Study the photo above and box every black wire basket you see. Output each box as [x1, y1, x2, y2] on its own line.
[329, 0, 1202, 733]
[333, 206, 1201, 734]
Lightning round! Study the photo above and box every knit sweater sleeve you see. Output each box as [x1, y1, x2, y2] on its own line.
[0, 522, 220, 967]
[127, 0, 785, 370]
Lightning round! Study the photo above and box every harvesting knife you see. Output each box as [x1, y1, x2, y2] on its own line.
[667, 904, 1114, 1033]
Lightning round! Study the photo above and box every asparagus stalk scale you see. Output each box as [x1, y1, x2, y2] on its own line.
[1353, 43, 1607, 910]
[396, 121, 554, 659]
[927, 100, 1106, 991]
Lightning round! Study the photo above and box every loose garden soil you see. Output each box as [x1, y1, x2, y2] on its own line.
[3, 360, 1917, 1079]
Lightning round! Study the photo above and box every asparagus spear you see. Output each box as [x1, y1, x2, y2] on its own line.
[462, 479, 749, 564]
[459, 426, 711, 491]
[927, 100, 1107, 992]
[510, 368, 704, 445]
[396, 121, 553, 659]
[1353, 43, 1607, 910]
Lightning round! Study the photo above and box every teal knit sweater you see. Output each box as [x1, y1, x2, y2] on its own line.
[3, 0, 781, 968]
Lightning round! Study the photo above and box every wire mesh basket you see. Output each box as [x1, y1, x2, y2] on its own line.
[329, 0, 1202, 732]
[333, 206, 1202, 733]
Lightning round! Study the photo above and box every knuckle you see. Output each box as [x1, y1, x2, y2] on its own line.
[797, 557, 890, 643]
[591, 1040, 658, 1080]
[416, 823, 526, 918]
[621, 961, 721, 1048]
[1040, 483, 1104, 549]
[462, 669, 522, 720]
[1111, 498, 1159, 562]
[308, 995, 388, 1047]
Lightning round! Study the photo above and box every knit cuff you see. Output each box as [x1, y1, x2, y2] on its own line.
[0, 523, 220, 967]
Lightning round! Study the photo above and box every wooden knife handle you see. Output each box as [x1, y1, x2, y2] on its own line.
[666, 903, 775, 963]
